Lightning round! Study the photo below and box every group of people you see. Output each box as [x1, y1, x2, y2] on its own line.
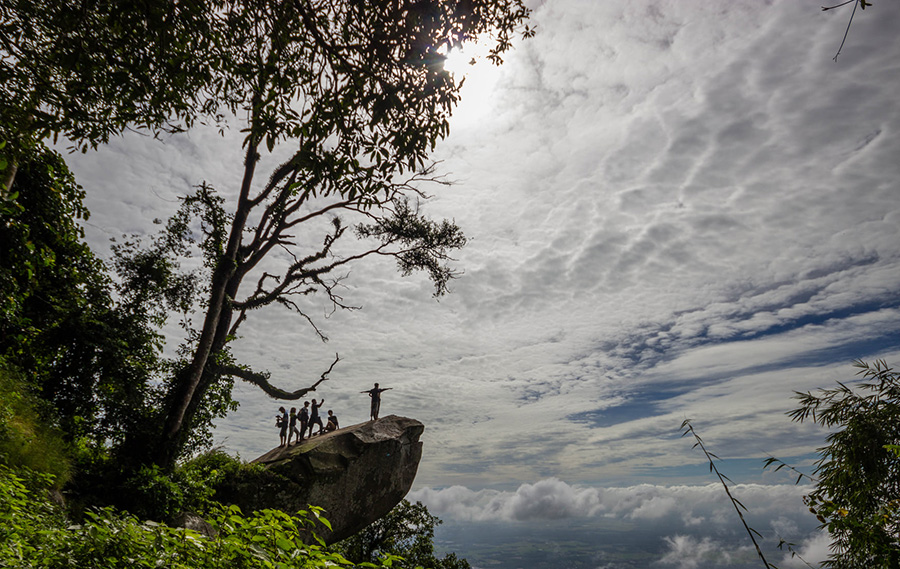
[275, 383, 392, 447]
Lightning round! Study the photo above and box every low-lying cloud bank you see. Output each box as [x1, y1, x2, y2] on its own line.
[410, 477, 809, 523]
[410, 478, 829, 568]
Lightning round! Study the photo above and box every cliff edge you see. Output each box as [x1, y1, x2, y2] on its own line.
[213, 415, 424, 543]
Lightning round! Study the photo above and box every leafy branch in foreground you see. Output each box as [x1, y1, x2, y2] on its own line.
[681, 419, 774, 569]
[762, 456, 818, 486]
[688, 359, 900, 569]
[786, 359, 900, 569]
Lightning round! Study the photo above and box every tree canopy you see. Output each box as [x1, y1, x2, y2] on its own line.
[0, 0, 532, 194]
[0, 146, 167, 452]
[0, 0, 232, 195]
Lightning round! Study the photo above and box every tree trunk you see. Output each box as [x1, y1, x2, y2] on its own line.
[155, 139, 260, 468]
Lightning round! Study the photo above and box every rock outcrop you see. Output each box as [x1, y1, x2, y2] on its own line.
[214, 415, 423, 544]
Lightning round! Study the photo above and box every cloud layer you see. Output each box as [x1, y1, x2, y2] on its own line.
[410, 478, 828, 569]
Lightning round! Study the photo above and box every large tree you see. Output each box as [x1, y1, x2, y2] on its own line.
[119, 0, 534, 467]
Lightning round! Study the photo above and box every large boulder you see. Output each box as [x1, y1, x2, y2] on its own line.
[214, 415, 423, 543]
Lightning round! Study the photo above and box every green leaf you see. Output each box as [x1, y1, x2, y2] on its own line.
[275, 536, 294, 551]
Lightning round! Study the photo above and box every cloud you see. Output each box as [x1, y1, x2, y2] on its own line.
[658, 535, 753, 569]
[414, 478, 830, 569]
[779, 531, 832, 569]
[410, 478, 811, 526]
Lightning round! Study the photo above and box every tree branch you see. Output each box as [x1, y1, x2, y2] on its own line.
[216, 354, 340, 400]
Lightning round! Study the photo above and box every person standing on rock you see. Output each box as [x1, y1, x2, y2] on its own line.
[362, 383, 392, 421]
[297, 401, 310, 444]
[308, 398, 325, 436]
[277, 406, 288, 447]
[288, 407, 302, 445]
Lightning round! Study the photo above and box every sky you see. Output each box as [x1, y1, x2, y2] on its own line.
[64, 1, 900, 567]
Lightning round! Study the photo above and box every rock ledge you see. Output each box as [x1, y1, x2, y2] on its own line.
[215, 415, 423, 543]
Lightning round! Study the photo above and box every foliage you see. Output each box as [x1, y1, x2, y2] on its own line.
[693, 359, 900, 568]
[0, 461, 395, 569]
[0, 364, 71, 485]
[786, 359, 900, 568]
[0, 0, 534, 188]
[0, 145, 165, 454]
[66, 446, 264, 524]
[334, 499, 471, 569]
[117, 449, 267, 522]
[174, 448, 258, 514]
[0, 463, 67, 566]
[0, 144, 90, 336]
[0, 0, 228, 157]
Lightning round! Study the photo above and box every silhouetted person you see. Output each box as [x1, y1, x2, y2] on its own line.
[277, 406, 288, 447]
[297, 401, 310, 444]
[308, 398, 325, 436]
[288, 407, 302, 445]
[324, 409, 339, 432]
[362, 383, 392, 420]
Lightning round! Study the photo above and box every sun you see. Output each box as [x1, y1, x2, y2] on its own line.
[440, 41, 504, 123]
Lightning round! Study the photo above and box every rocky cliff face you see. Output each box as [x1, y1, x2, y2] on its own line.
[213, 415, 423, 544]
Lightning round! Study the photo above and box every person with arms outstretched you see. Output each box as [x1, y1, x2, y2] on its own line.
[362, 383, 392, 421]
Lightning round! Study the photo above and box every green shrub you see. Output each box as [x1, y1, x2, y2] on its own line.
[120, 463, 185, 522]
[0, 364, 71, 486]
[0, 461, 382, 569]
[174, 448, 258, 516]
